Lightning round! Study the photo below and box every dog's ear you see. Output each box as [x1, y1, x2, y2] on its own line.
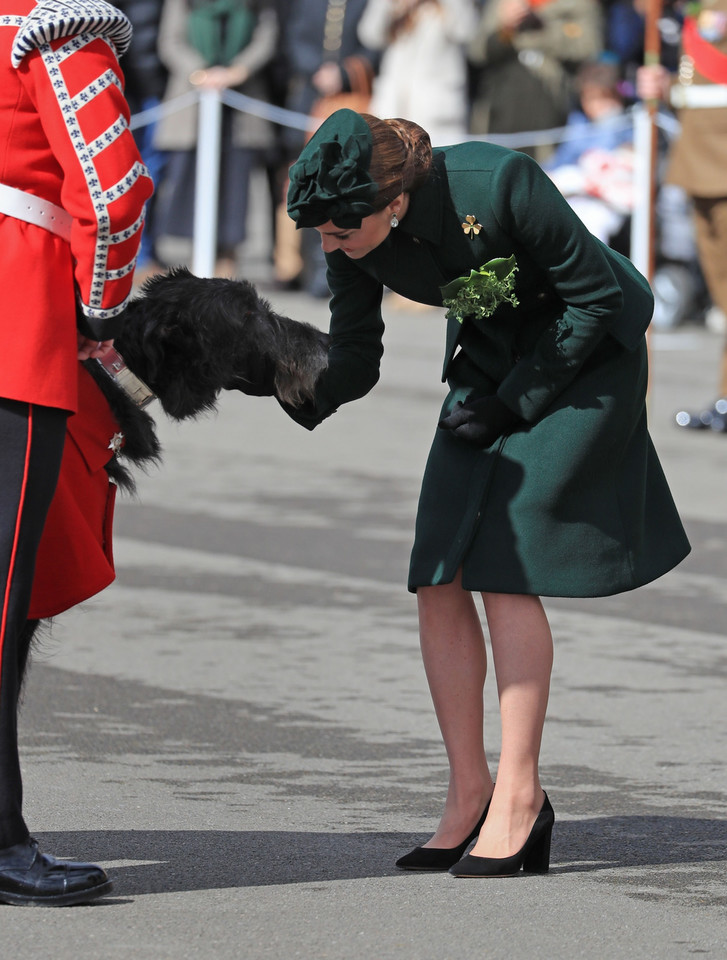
[115, 270, 236, 419]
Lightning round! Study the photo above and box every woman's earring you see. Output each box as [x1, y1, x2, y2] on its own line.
[390, 214, 399, 229]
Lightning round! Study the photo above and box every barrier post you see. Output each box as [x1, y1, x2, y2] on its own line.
[631, 103, 655, 279]
[193, 88, 222, 278]
[631, 0, 664, 283]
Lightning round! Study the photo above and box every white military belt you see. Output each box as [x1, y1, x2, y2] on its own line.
[671, 83, 727, 109]
[0, 182, 72, 240]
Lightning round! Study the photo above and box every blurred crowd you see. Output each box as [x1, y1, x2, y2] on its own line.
[119, 0, 718, 341]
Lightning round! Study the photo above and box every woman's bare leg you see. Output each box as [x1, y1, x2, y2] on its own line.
[468, 592, 553, 859]
[417, 570, 494, 848]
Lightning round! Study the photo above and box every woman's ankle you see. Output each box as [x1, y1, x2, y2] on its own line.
[490, 779, 544, 812]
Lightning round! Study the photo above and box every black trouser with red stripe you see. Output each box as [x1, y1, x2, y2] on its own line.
[0, 399, 67, 850]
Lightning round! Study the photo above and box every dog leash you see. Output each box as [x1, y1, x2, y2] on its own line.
[96, 348, 156, 409]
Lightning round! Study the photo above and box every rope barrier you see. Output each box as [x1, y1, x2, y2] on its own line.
[129, 88, 680, 146]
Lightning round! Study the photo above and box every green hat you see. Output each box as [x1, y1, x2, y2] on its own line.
[287, 109, 378, 229]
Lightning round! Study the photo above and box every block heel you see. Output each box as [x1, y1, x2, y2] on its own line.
[521, 817, 552, 873]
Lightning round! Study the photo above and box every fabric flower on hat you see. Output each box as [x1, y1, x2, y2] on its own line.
[287, 109, 378, 229]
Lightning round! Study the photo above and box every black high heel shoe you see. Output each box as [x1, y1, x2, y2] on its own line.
[449, 792, 554, 878]
[395, 801, 491, 871]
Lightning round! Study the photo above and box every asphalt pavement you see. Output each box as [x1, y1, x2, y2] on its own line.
[5, 233, 727, 958]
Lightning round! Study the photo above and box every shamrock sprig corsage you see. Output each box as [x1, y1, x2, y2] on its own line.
[441, 256, 519, 324]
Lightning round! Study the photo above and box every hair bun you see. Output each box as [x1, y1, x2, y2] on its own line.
[363, 114, 432, 207]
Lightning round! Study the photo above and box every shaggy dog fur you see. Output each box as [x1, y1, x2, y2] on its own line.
[113, 267, 330, 420]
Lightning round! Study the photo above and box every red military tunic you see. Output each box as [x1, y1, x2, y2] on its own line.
[1, 0, 154, 616]
[0, 0, 153, 413]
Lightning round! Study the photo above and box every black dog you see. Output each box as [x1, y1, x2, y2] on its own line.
[113, 266, 330, 420]
[83, 267, 330, 492]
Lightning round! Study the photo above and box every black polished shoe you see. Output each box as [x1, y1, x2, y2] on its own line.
[675, 398, 727, 431]
[395, 801, 491, 871]
[449, 792, 555, 878]
[0, 837, 112, 906]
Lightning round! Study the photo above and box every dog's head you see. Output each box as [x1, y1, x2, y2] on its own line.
[115, 268, 329, 419]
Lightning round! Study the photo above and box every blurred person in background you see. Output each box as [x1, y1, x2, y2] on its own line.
[358, 0, 477, 147]
[272, 0, 378, 297]
[600, 1, 706, 331]
[604, 0, 683, 92]
[153, 0, 277, 278]
[544, 57, 634, 251]
[467, 0, 603, 163]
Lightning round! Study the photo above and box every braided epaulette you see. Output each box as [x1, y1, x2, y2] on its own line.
[11, 0, 132, 67]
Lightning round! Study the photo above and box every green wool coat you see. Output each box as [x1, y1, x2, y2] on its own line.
[283, 141, 691, 597]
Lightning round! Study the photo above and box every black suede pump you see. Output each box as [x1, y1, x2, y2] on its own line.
[449, 792, 554, 878]
[395, 801, 491, 871]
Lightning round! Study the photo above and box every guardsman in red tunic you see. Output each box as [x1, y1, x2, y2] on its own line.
[0, 0, 153, 905]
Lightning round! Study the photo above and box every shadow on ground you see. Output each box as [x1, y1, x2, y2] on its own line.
[35, 816, 727, 897]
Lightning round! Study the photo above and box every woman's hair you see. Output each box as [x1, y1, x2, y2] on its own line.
[360, 115, 433, 210]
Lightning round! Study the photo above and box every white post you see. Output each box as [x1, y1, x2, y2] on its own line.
[631, 103, 654, 280]
[192, 88, 222, 278]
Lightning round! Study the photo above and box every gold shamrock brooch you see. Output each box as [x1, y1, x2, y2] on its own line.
[462, 214, 483, 239]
